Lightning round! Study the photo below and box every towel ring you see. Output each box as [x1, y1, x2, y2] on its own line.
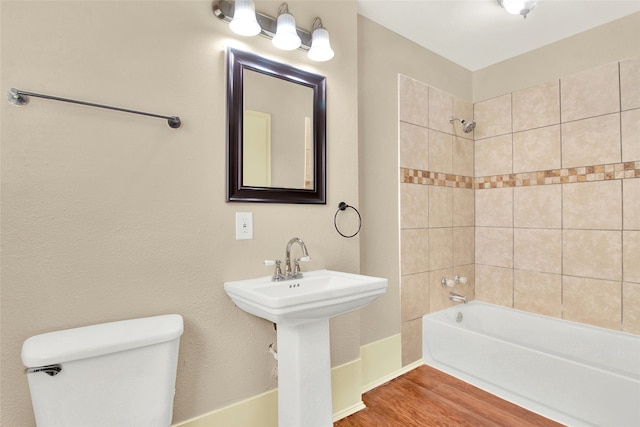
[334, 202, 361, 238]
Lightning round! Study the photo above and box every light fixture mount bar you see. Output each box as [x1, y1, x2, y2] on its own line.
[213, 0, 312, 51]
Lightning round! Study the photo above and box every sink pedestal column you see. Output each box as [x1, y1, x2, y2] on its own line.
[277, 318, 332, 427]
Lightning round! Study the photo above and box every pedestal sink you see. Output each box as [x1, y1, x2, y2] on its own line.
[224, 269, 387, 427]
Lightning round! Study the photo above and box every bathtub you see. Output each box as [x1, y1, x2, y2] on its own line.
[422, 301, 640, 427]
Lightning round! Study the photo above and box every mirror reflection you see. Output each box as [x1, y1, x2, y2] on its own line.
[226, 48, 327, 204]
[243, 70, 314, 189]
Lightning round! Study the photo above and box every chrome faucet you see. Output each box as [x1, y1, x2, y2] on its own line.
[285, 237, 310, 279]
[449, 292, 467, 304]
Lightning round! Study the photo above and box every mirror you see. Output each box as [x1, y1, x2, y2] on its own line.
[226, 48, 327, 204]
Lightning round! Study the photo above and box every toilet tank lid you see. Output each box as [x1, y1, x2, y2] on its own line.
[21, 314, 184, 368]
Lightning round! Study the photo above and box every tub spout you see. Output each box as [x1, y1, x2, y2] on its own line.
[449, 292, 467, 304]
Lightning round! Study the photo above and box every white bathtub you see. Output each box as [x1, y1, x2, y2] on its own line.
[422, 301, 640, 427]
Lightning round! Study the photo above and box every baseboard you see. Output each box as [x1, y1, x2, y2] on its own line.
[174, 359, 364, 427]
[362, 359, 424, 393]
[173, 334, 411, 427]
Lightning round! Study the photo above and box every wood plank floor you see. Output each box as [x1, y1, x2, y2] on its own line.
[334, 365, 565, 427]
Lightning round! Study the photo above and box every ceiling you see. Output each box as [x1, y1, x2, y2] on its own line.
[356, 0, 640, 71]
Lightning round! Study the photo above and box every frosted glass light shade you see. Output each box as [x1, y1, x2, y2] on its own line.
[272, 13, 301, 50]
[229, 0, 261, 36]
[501, 0, 539, 16]
[307, 27, 334, 62]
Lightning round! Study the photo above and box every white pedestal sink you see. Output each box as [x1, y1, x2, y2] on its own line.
[224, 269, 387, 427]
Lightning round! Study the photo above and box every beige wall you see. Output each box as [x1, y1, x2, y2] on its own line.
[474, 12, 640, 102]
[474, 56, 640, 333]
[0, 1, 360, 425]
[357, 15, 472, 348]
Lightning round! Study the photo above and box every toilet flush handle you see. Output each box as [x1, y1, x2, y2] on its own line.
[26, 364, 62, 376]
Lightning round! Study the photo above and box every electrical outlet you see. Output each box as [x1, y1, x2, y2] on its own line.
[235, 212, 253, 240]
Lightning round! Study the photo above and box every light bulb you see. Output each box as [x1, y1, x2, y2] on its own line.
[307, 27, 334, 62]
[229, 0, 261, 36]
[272, 11, 301, 50]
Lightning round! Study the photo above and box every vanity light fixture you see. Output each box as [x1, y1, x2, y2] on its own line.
[497, 0, 540, 18]
[213, 0, 334, 61]
[272, 3, 301, 51]
[228, 0, 261, 36]
[307, 18, 334, 62]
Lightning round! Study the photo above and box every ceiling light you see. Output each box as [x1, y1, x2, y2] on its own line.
[229, 0, 261, 36]
[307, 18, 334, 62]
[498, 0, 539, 18]
[272, 3, 301, 50]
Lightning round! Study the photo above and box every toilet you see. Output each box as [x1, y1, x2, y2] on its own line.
[21, 314, 183, 427]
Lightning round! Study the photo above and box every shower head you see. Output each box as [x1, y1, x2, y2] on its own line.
[449, 117, 476, 133]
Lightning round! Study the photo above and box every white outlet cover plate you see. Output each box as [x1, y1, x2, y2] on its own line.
[236, 212, 253, 240]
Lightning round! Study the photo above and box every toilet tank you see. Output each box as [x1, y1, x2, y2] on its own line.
[21, 314, 183, 427]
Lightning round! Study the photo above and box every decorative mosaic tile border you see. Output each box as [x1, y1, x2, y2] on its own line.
[400, 161, 640, 189]
[400, 169, 474, 189]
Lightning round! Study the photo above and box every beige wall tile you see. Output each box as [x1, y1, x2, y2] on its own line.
[561, 113, 621, 168]
[429, 268, 454, 312]
[476, 187, 513, 227]
[399, 75, 429, 127]
[475, 265, 513, 307]
[476, 227, 513, 268]
[399, 122, 429, 170]
[453, 136, 474, 177]
[429, 228, 453, 271]
[620, 56, 640, 111]
[563, 180, 622, 230]
[475, 134, 512, 176]
[429, 86, 453, 133]
[401, 318, 422, 366]
[401, 228, 429, 275]
[513, 125, 561, 173]
[622, 108, 640, 162]
[623, 179, 640, 230]
[474, 94, 512, 139]
[514, 185, 562, 229]
[514, 270, 562, 318]
[454, 227, 474, 266]
[429, 130, 453, 174]
[623, 282, 640, 334]
[429, 186, 453, 228]
[453, 188, 474, 227]
[561, 62, 620, 122]
[401, 272, 430, 322]
[623, 231, 640, 284]
[401, 183, 429, 229]
[563, 276, 622, 330]
[563, 230, 622, 281]
[513, 80, 560, 132]
[514, 228, 562, 274]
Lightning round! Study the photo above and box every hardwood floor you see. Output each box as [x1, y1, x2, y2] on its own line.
[334, 365, 564, 427]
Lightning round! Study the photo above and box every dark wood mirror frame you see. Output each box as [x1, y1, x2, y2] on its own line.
[226, 48, 327, 204]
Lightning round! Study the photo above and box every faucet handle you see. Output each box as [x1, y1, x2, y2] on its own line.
[265, 260, 284, 281]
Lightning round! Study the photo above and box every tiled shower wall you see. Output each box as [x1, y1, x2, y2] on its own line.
[398, 76, 475, 366]
[474, 56, 640, 334]
[398, 56, 640, 365]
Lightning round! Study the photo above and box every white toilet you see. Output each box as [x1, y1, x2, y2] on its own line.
[21, 314, 184, 427]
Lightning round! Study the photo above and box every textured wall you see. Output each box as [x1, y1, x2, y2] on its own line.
[0, 1, 359, 425]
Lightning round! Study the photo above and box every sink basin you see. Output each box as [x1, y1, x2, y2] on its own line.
[224, 269, 387, 325]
